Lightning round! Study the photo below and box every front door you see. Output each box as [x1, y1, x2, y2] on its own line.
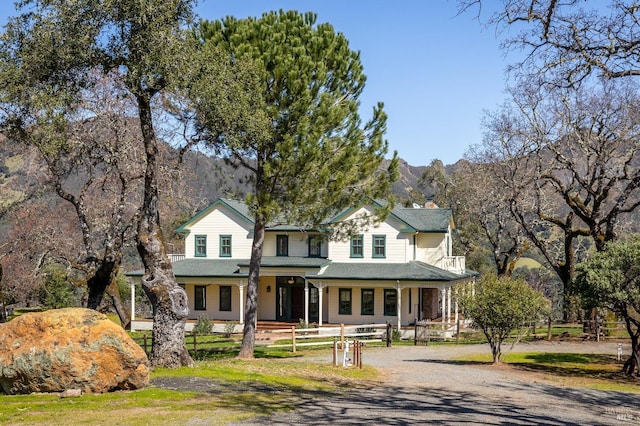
[275, 277, 319, 322]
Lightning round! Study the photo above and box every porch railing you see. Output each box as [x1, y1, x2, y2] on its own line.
[168, 253, 185, 262]
[439, 256, 466, 274]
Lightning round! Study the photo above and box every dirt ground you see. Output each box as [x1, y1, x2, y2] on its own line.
[151, 340, 640, 425]
[245, 341, 640, 425]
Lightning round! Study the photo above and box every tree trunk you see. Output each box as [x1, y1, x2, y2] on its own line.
[622, 318, 640, 376]
[238, 221, 265, 359]
[491, 342, 502, 364]
[0, 263, 5, 322]
[136, 95, 192, 368]
[85, 252, 131, 329]
[106, 279, 131, 329]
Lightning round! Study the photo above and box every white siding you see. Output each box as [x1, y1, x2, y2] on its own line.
[182, 205, 253, 259]
[328, 207, 409, 262]
[415, 232, 448, 265]
[263, 232, 327, 257]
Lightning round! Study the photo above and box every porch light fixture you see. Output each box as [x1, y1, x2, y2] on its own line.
[267, 285, 271, 292]
[287, 277, 295, 284]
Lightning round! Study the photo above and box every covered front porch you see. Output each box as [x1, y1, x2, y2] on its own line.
[129, 260, 475, 331]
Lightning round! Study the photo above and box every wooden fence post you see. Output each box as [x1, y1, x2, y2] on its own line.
[143, 333, 148, 355]
[340, 323, 345, 350]
[333, 337, 338, 367]
[386, 321, 392, 347]
[456, 319, 460, 344]
[292, 326, 296, 353]
[192, 332, 197, 358]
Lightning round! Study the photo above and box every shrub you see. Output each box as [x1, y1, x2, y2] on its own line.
[193, 314, 213, 335]
[223, 320, 237, 338]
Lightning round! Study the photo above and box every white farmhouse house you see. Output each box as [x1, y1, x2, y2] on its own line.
[128, 198, 476, 330]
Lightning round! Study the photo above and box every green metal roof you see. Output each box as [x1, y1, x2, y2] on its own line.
[176, 199, 253, 233]
[127, 258, 249, 278]
[177, 198, 453, 235]
[307, 261, 472, 282]
[237, 256, 331, 268]
[391, 206, 453, 233]
[127, 257, 474, 282]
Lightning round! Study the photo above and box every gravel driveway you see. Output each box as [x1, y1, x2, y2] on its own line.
[244, 341, 640, 425]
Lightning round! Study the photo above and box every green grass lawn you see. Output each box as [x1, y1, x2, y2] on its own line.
[3, 323, 638, 425]
[0, 355, 379, 426]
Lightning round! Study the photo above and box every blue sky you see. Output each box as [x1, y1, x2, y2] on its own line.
[1, 1, 510, 166]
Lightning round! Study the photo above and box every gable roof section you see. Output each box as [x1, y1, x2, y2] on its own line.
[391, 206, 453, 233]
[177, 198, 453, 234]
[329, 200, 453, 233]
[176, 199, 253, 233]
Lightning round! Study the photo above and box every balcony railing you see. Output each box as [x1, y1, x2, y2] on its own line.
[168, 253, 185, 263]
[439, 256, 466, 274]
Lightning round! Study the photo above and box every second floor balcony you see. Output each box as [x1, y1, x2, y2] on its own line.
[438, 256, 466, 274]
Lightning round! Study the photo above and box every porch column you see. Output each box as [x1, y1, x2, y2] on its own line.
[396, 283, 402, 329]
[130, 280, 136, 331]
[238, 282, 245, 324]
[454, 296, 459, 324]
[447, 287, 452, 324]
[441, 287, 446, 324]
[304, 278, 309, 325]
[317, 282, 324, 327]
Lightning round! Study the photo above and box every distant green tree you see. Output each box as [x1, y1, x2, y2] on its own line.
[191, 11, 398, 358]
[574, 237, 640, 376]
[39, 263, 78, 310]
[462, 274, 549, 363]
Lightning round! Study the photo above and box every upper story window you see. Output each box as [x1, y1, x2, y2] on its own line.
[372, 235, 386, 258]
[195, 235, 207, 257]
[308, 235, 322, 257]
[350, 234, 364, 258]
[276, 235, 289, 256]
[219, 235, 232, 257]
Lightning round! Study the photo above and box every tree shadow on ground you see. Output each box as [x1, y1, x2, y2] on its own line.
[249, 380, 638, 425]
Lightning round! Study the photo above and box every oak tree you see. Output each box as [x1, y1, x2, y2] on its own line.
[0, 0, 198, 367]
[575, 237, 640, 376]
[478, 80, 640, 320]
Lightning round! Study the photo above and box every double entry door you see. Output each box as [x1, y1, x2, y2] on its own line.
[276, 276, 319, 322]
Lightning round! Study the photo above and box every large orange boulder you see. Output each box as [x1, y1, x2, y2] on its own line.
[0, 308, 149, 394]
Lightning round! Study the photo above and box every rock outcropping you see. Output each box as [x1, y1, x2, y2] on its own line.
[0, 308, 149, 394]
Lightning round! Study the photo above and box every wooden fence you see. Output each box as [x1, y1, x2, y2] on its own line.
[268, 323, 392, 352]
[132, 332, 236, 357]
[414, 320, 461, 345]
